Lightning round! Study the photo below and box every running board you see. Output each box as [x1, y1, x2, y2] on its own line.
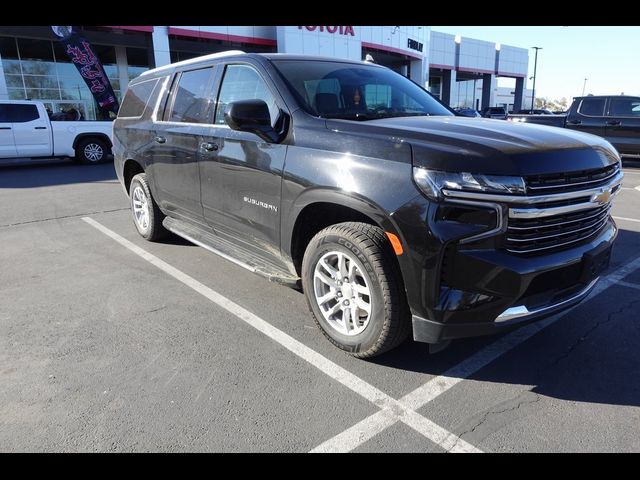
[163, 217, 300, 288]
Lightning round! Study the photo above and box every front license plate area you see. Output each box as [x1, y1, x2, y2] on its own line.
[580, 243, 612, 283]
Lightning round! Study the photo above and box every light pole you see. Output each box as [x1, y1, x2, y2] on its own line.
[582, 78, 588, 96]
[531, 47, 542, 112]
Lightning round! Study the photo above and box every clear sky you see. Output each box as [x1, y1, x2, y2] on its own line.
[431, 26, 640, 101]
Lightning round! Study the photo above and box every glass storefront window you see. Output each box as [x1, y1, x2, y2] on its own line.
[429, 76, 442, 99]
[1, 35, 124, 119]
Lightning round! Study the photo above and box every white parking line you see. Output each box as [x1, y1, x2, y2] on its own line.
[613, 216, 640, 224]
[313, 254, 640, 452]
[617, 280, 640, 291]
[81, 217, 480, 453]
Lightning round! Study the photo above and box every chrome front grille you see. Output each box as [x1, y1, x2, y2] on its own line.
[505, 204, 612, 254]
[524, 163, 620, 194]
[441, 162, 623, 256]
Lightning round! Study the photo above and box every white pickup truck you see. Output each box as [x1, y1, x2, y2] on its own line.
[0, 100, 113, 164]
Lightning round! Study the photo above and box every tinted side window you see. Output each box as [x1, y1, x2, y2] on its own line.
[0, 104, 39, 122]
[578, 98, 605, 116]
[169, 68, 214, 124]
[0, 104, 10, 123]
[119, 78, 159, 118]
[609, 97, 640, 117]
[215, 64, 279, 127]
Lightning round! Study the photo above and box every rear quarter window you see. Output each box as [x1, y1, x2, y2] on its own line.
[118, 78, 160, 118]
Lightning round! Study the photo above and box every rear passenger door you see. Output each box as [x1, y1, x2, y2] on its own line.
[0, 103, 18, 158]
[150, 67, 216, 224]
[201, 62, 287, 259]
[567, 97, 607, 137]
[605, 96, 640, 155]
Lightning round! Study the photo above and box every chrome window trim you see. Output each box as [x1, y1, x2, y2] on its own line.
[151, 75, 171, 123]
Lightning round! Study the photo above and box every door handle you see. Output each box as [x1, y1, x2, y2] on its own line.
[606, 120, 621, 126]
[567, 120, 582, 125]
[34, 126, 47, 130]
[201, 142, 218, 152]
[154, 136, 167, 144]
[0, 127, 11, 130]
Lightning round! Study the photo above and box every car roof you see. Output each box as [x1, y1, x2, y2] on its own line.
[574, 95, 640, 100]
[135, 50, 383, 85]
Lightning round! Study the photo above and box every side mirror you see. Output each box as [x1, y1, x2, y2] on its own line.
[224, 99, 284, 143]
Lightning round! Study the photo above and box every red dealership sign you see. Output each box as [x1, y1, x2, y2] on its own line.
[298, 26, 355, 36]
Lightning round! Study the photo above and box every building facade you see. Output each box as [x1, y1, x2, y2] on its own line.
[0, 26, 529, 119]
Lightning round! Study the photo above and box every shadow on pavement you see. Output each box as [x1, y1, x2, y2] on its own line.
[370, 227, 640, 407]
[0, 161, 117, 189]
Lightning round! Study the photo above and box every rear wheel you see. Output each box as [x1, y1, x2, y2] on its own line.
[75, 137, 110, 164]
[129, 173, 169, 241]
[301, 222, 410, 358]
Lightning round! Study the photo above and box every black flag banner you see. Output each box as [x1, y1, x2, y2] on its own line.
[51, 26, 119, 114]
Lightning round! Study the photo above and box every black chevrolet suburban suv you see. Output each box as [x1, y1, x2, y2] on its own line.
[113, 51, 622, 358]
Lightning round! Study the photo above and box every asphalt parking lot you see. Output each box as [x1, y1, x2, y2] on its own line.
[1, 159, 639, 452]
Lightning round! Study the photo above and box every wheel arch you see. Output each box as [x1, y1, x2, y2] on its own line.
[285, 189, 405, 277]
[123, 158, 145, 194]
[73, 133, 113, 150]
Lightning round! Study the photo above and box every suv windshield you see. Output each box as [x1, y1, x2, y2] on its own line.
[271, 59, 452, 121]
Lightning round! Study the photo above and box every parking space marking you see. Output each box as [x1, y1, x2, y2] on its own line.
[613, 216, 640, 224]
[311, 410, 396, 452]
[81, 217, 481, 453]
[617, 280, 640, 291]
[313, 254, 640, 452]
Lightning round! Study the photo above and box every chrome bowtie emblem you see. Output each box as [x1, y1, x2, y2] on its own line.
[592, 187, 612, 205]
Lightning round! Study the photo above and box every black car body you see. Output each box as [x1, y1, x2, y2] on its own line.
[453, 107, 481, 118]
[509, 95, 640, 156]
[113, 52, 622, 357]
[516, 109, 553, 115]
[480, 106, 508, 120]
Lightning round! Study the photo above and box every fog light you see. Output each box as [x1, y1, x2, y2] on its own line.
[436, 287, 496, 311]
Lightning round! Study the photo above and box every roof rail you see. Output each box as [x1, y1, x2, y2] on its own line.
[140, 50, 246, 77]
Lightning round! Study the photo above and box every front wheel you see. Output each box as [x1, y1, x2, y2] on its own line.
[129, 173, 169, 241]
[301, 222, 410, 358]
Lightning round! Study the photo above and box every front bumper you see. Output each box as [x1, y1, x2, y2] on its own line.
[412, 276, 599, 343]
[408, 217, 617, 344]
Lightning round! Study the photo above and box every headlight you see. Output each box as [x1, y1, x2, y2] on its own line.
[413, 167, 526, 200]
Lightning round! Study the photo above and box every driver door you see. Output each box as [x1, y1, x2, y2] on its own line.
[200, 62, 288, 260]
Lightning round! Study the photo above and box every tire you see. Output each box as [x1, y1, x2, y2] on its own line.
[301, 222, 410, 358]
[75, 137, 110, 164]
[129, 173, 169, 241]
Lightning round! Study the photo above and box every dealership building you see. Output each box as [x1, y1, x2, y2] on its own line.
[0, 26, 531, 119]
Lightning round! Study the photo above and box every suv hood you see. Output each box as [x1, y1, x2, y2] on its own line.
[326, 116, 619, 176]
